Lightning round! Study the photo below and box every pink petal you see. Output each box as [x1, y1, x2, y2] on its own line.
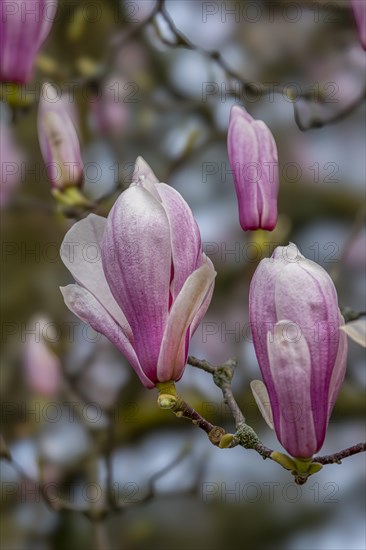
[274, 257, 340, 446]
[190, 254, 215, 335]
[267, 321, 317, 458]
[61, 284, 154, 388]
[157, 263, 216, 382]
[227, 106, 260, 230]
[101, 185, 172, 381]
[155, 182, 202, 299]
[327, 313, 348, 421]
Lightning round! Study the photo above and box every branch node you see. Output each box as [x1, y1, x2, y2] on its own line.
[208, 426, 226, 446]
[235, 425, 259, 449]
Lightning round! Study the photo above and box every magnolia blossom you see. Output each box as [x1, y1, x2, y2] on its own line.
[250, 243, 348, 458]
[351, 0, 366, 50]
[227, 105, 279, 231]
[38, 83, 83, 190]
[0, 0, 57, 83]
[60, 157, 216, 388]
[89, 77, 129, 137]
[23, 316, 61, 396]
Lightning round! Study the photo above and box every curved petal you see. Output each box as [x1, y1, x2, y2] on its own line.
[267, 321, 317, 458]
[274, 257, 340, 446]
[250, 380, 274, 430]
[157, 263, 217, 382]
[60, 214, 132, 339]
[156, 182, 202, 299]
[190, 254, 215, 335]
[131, 156, 160, 198]
[60, 284, 154, 388]
[102, 186, 172, 380]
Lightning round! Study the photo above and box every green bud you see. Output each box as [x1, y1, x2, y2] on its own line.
[270, 451, 297, 471]
[157, 394, 177, 409]
[219, 434, 234, 449]
[308, 462, 323, 475]
[294, 457, 313, 474]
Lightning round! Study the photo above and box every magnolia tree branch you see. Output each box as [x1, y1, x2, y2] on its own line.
[186, 355, 366, 468]
[155, 0, 363, 130]
[2, 440, 193, 518]
[314, 443, 366, 465]
[157, 2, 312, 101]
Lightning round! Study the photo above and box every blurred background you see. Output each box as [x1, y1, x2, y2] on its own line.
[1, 1, 365, 549]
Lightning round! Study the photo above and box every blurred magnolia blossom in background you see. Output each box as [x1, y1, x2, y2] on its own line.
[37, 82, 87, 205]
[23, 316, 61, 397]
[0, 0, 57, 84]
[88, 76, 130, 137]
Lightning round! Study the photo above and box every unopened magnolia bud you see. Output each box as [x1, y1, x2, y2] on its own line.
[38, 83, 84, 192]
[227, 105, 279, 231]
[0, 0, 57, 85]
[250, 242, 347, 459]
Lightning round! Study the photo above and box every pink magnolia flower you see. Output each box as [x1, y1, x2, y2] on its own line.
[60, 157, 216, 388]
[37, 83, 83, 190]
[227, 105, 279, 231]
[89, 77, 129, 137]
[351, 0, 366, 50]
[23, 316, 61, 397]
[0, 0, 57, 84]
[250, 243, 348, 458]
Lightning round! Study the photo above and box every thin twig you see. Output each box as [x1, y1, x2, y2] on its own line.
[314, 443, 366, 465]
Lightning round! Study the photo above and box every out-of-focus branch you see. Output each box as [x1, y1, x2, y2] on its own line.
[331, 205, 366, 283]
[155, 1, 365, 129]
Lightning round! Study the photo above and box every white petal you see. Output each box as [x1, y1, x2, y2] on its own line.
[131, 156, 161, 200]
[60, 214, 131, 337]
[250, 380, 274, 430]
[60, 285, 153, 388]
[340, 319, 366, 347]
